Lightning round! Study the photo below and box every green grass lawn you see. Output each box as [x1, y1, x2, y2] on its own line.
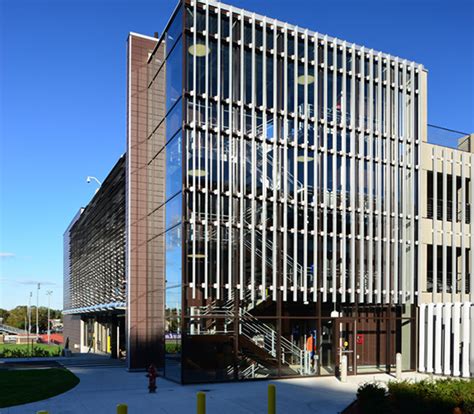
[165, 339, 181, 354]
[0, 343, 62, 358]
[0, 368, 80, 408]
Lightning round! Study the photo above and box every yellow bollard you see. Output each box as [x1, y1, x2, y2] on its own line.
[117, 403, 128, 414]
[197, 391, 206, 414]
[268, 383, 276, 414]
[37, 411, 48, 414]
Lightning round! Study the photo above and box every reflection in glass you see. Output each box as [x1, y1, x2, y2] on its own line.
[320, 319, 335, 375]
[183, 317, 234, 383]
[166, 7, 183, 57]
[165, 195, 182, 230]
[166, 102, 182, 143]
[165, 225, 182, 382]
[165, 225, 182, 292]
[166, 39, 183, 111]
[166, 134, 182, 200]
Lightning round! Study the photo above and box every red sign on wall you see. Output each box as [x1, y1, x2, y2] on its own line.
[356, 334, 364, 345]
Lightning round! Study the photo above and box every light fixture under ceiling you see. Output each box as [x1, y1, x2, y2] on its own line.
[188, 44, 210, 57]
[297, 155, 314, 162]
[188, 253, 206, 259]
[187, 169, 207, 177]
[297, 74, 315, 85]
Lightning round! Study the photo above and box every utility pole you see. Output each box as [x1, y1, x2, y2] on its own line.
[46, 290, 53, 344]
[27, 291, 32, 354]
[28, 292, 32, 334]
[36, 283, 41, 336]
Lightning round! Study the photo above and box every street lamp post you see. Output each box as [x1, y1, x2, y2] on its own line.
[36, 283, 40, 336]
[27, 291, 32, 354]
[28, 292, 32, 334]
[46, 290, 53, 344]
[86, 176, 102, 194]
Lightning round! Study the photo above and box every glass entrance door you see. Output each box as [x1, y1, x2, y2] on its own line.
[335, 319, 355, 375]
[319, 319, 335, 375]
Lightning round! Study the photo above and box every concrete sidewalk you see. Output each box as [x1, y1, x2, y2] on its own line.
[2, 367, 431, 414]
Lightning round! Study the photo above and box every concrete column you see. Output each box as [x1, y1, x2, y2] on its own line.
[110, 315, 118, 359]
[80, 319, 85, 353]
[94, 320, 99, 353]
[461, 302, 471, 377]
[426, 304, 434, 373]
[453, 303, 461, 376]
[470, 304, 474, 377]
[434, 304, 443, 374]
[443, 303, 452, 376]
[418, 304, 426, 372]
[396, 353, 402, 379]
[340, 355, 347, 382]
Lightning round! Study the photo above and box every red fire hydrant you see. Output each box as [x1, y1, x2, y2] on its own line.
[146, 364, 158, 393]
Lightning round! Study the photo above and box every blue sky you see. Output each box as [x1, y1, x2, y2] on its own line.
[0, 0, 473, 311]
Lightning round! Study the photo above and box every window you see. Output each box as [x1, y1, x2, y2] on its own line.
[166, 39, 183, 111]
[165, 194, 182, 230]
[166, 7, 183, 57]
[166, 134, 182, 200]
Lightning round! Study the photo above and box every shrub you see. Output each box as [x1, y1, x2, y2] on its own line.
[355, 378, 473, 414]
[387, 378, 474, 414]
[357, 382, 389, 414]
[165, 342, 181, 354]
[0, 345, 62, 358]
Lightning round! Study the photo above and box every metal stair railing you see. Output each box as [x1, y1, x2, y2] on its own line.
[239, 361, 268, 379]
[243, 221, 306, 292]
[226, 355, 269, 379]
[238, 307, 304, 371]
[195, 291, 305, 375]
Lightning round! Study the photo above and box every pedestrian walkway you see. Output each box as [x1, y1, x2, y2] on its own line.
[1, 365, 432, 414]
[59, 354, 126, 369]
[0, 353, 126, 369]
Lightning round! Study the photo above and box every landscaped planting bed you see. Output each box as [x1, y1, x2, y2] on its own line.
[344, 378, 474, 414]
[0, 343, 62, 358]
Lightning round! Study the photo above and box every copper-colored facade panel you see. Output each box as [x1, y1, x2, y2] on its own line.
[126, 33, 165, 370]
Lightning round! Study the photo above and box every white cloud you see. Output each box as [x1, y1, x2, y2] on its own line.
[0, 252, 15, 258]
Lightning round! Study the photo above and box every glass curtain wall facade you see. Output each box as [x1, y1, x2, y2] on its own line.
[151, 0, 422, 383]
[147, 6, 184, 382]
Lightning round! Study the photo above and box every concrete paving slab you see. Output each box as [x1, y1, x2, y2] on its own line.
[1, 367, 433, 414]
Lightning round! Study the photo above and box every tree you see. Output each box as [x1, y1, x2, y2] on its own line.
[5, 306, 62, 331]
[0, 308, 10, 323]
[5, 306, 28, 330]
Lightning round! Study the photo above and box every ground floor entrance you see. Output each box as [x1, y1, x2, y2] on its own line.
[80, 312, 125, 358]
[165, 302, 416, 383]
[319, 316, 413, 376]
